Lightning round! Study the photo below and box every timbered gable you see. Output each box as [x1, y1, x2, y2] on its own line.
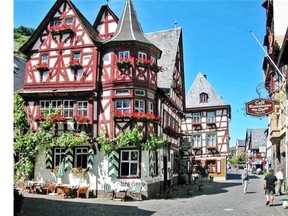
[93, 5, 119, 40]
[20, 0, 100, 91]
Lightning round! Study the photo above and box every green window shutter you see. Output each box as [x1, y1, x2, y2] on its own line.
[65, 148, 73, 171]
[45, 147, 53, 169]
[108, 151, 119, 178]
[86, 148, 94, 171]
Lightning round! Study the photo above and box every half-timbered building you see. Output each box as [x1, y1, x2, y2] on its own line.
[18, 0, 185, 198]
[181, 73, 231, 180]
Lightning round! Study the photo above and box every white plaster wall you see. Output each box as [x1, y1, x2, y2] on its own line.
[274, 0, 288, 41]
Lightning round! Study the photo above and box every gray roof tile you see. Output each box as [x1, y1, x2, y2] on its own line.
[14, 55, 26, 92]
[145, 28, 182, 89]
[186, 72, 229, 108]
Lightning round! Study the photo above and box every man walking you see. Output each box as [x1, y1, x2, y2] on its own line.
[263, 169, 278, 206]
[241, 167, 249, 193]
[275, 168, 284, 196]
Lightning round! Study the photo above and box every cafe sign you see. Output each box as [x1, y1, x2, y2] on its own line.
[245, 98, 274, 116]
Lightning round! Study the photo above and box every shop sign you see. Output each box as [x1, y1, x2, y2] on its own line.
[245, 98, 274, 116]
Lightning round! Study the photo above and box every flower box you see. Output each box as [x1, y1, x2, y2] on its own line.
[34, 64, 49, 72]
[48, 114, 66, 122]
[116, 57, 134, 69]
[49, 23, 74, 35]
[68, 60, 83, 70]
[34, 115, 46, 122]
[72, 115, 89, 124]
[113, 111, 161, 122]
[136, 58, 152, 68]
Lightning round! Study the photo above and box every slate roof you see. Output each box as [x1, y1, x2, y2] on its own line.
[104, 0, 161, 58]
[186, 72, 229, 109]
[106, 0, 151, 45]
[19, 0, 100, 55]
[246, 128, 267, 149]
[14, 55, 26, 92]
[145, 27, 182, 89]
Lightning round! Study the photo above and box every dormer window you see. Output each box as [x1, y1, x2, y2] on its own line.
[200, 92, 208, 103]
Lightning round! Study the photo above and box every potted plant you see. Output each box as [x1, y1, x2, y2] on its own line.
[49, 23, 74, 34]
[72, 115, 89, 124]
[34, 114, 46, 122]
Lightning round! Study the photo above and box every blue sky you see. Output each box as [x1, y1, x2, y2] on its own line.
[13, 0, 269, 146]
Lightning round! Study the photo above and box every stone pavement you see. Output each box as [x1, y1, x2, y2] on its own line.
[17, 171, 288, 216]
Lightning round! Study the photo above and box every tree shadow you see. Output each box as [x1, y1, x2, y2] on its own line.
[20, 196, 155, 216]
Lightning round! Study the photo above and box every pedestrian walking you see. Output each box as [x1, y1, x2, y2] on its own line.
[263, 169, 278, 206]
[275, 168, 284, 196]
[241, 167, 249, 193]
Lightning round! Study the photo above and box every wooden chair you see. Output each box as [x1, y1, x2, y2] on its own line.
[104, 183, 114, 199]
[130, 185, 142, 200]
[42, 182, 56, 194]
[77, 185, 90, 198]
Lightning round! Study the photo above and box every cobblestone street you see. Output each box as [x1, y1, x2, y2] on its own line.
[18, 171, 288, 216]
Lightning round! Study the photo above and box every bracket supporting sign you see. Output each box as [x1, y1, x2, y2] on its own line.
[245, 98, 274, 116]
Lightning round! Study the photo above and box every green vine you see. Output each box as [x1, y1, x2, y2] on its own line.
[96, 127, 164, 155]
[51, 131, 91, 148]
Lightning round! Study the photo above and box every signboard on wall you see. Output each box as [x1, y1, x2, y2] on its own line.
[245, 98, 274, 116]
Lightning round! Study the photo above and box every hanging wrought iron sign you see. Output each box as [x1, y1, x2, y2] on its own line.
[245, 98, 274, 116]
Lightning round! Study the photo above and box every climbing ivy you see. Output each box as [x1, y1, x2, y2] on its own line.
[96, 127, 164, 155]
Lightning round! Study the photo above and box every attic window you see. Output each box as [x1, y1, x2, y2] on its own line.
[54, 20, 62, 26]
[138, 52, 147, 59]
[200, 92, 208, 103]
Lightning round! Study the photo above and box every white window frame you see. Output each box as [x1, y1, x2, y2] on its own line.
[207, 111, 216, 123]
[148, 102, 154, 114]
[135, 100, 145, 113]
[63, 100, 74, 118]
[115, 99, 130, 113]
[118, 51, 130, 59]
[41, 54, 48, 64]
[54, 147, 66, 167]
[192, 112, 201, 123]
[135, 89, 145, 96]
[138, 52, 147, 59]
[116, 89, 130, 95]
[192, 134, 202, 147]
[54, 20, 62, 26]
[74, 147, 89, 168]
[72, 51, 81, 62]
[151, 151, 158, 176]
[206, 134, 217, 147]
[151, 56, 156, 64]
[51, 100, 62, 114]
[40, 100, 50, 115]
[65, 18, 73, 25]
[120, 150, 140, 177]
[77, 101, 88, 116]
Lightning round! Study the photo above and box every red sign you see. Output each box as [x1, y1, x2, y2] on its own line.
[245, 98, 274, 116]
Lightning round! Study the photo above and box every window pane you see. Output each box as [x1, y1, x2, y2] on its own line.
[130, 163, 138, 175]
[121, 163, 129, 176]
[122, 151, 129, 160]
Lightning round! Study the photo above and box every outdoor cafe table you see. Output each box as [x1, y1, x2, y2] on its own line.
[27, 181, 45, 194]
